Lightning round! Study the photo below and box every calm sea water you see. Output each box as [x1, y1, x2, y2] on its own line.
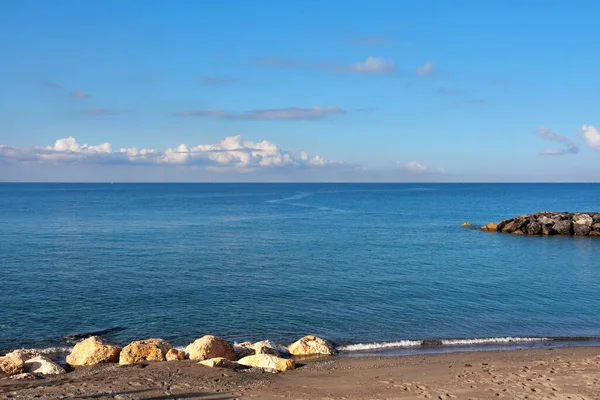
[1, 183, 600, 354]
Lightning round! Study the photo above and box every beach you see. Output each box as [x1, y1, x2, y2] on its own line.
[2, 347, 599, 399]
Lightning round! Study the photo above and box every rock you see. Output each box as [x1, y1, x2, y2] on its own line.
[553, 220, 573, 235]
[481, 222, 498, 232]
[198, 357, 238, 369]
[252, 340, 280, 356]
[234, 342, 256, 359]
[185, 335, 236, 361]
[526, 221, 542, 235]
[119, 338, 172, 365]
[512, 229, 524, 235]
[165, 349, 185, 361]
[574, 223, 592, 236]
[590, 230, 600, 236]
[593, 214, 600, 223]
[234, 341, 280, 358]
[237, 354, 295, 372]
[288, 335, 334, 356]
[9, 372, 39, 380]
[24, 356, 66, 375]
[592, 223, 600, 231]
[66, 336, 122, 366]
[462, 222, 472, 227]
[574, 214, 593, 225]
[0, 351, 27, 376]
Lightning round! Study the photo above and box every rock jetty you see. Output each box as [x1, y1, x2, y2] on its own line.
[481, 212, 600, 236]
[1, 334, 334, 378]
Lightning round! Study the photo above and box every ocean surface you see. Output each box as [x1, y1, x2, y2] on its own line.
[1, 183, 600, 356]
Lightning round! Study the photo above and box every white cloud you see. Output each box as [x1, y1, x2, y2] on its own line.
[348, 57, 395, 75]
[396, 160, 443, 174]
[416, 61, 434, 76]
[0, 135, 344, 172]
[579, 124, 600, 151]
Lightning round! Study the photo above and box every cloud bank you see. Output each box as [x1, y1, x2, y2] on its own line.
[177, 106, 344, 120]
[0, 136, 344, 172]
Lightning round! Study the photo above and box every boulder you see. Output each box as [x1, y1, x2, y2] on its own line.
[288, 335, 334, 356]
[66, 336, 121, 366]
[593, 214, 600, 223]
[185, 335, 236, 361]
[165, 348, 185, 361]
[481, 222, 498, 232]
[237, 354, 295, 372]
[553, 220, 573, 235]
[24, 356, 66, 375]
[234, 341, 280, 358]
[462, 222, 472, 227]
[119, 338, 172, 365]
[590, 230, 600, 236]
[0, 351, 27, 376]
[526, 221, 542, 235]
[592, 223, 600, 231]
[512, 229, 524, 235]
[234, 342, 256, 359]
[574, 224, 592, 236]
[198, 357, 238, 369]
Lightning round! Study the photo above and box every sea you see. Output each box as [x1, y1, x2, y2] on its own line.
[1, 183, 600, 357]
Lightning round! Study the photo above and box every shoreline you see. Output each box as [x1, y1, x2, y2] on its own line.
[2, 346, 599, 399]
[4, 334, 600, 360]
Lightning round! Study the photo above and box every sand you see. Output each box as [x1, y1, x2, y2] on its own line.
[1, 347, 599, 399]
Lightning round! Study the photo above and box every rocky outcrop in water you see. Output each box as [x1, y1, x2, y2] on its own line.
[288, 335, 335, 356]
[483, 212, 600, 236]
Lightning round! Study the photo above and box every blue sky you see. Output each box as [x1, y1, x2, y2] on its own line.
[1, 0, 599, 181]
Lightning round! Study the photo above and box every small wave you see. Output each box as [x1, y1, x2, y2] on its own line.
[266, 192, 311, 204]
[441, 337, 549, 346]
[338, 340, 422, 351]
[337, 337, 551, 352]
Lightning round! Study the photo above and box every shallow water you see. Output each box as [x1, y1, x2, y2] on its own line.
[1, 183, 600, 354]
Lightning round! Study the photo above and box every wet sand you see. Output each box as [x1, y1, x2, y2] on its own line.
[1, 347, 599, 399]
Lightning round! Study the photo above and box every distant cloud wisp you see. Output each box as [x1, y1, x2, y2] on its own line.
[81, 108, 115, 116]
[396, 160, 444, 174]
[347, 35, 387, 46]
[538, 126, 579, 156]
[71, 90, 90, 99]
[200, 76, 238, 86]
[255, 56, 396, 76]
[416, 61, 434, 76]
[177, 106, 344, 120]
[348, 57, 395, 75]
[0, 136, 346, 172]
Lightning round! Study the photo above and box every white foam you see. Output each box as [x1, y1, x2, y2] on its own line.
[441, 337, 550, 345]
[337, 340, 422, 352]
[337, 337, 551, 352]
[2, 346, 74, 356]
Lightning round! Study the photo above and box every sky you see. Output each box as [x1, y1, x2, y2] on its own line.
[1, 0, 599, 182]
